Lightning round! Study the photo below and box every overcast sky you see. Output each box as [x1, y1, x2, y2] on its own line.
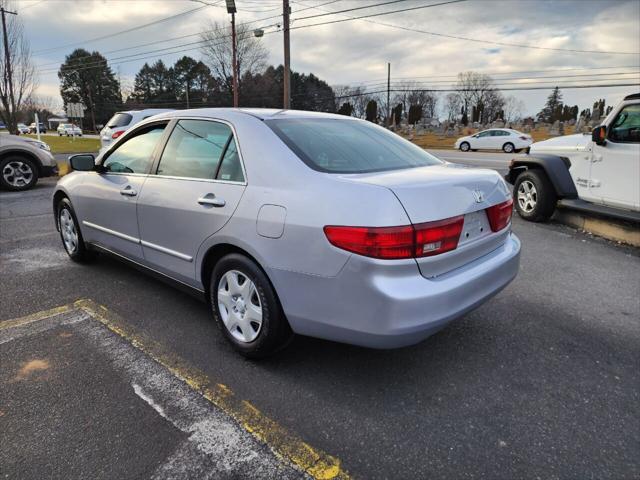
[13, 0, 640, 117]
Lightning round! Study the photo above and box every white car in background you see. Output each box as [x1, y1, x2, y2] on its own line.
[17, 123, 30, 134]
[57, 124, 83, 136]
[455, 128, 533, 153]
[100, 109, 174, 151]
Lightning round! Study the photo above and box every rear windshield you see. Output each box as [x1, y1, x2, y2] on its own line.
[266, 118, 442, 173]
[107, 113, 133, 128]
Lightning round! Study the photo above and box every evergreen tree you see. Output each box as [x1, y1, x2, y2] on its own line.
[408, 104, 423, 125]
[337, 102, 353, 116]
[58, 49, 121, 131]
[537, 87, 563, 123]
[366, 100, 378, 122]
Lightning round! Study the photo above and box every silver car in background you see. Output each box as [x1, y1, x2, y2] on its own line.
[54, 109, 520, 357]
[1, 134, 57, 190]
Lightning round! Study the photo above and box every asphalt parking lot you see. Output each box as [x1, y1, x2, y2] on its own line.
[1, 177, 639, 479]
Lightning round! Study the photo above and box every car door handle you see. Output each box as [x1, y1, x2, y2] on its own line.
[120, 187, 137, 197]
[197, 195, 225, 207]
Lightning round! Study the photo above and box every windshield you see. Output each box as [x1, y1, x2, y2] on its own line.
[266, 118, 443, 174]
[107, 113, 133, 128]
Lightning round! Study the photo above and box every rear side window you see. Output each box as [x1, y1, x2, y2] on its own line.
[107, 113, 133, 128]
[609, 104, 640, 143]
[216, 137, 244, 182]
[156, 119, 235, 180]
[266, 118, 442, 174]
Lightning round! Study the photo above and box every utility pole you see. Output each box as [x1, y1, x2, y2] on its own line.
[226, 1, 238, 107]
[1, 6, 18, 132]
[283, 0, 291, 109]
[386, 63, 390, 126]
[185, 80, 190, 109]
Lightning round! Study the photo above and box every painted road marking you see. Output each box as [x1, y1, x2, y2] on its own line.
[0, 299, 351, 480]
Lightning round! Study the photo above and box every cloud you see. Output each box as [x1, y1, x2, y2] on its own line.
[20, 0, 640, 116]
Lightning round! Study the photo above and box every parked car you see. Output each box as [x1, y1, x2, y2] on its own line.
[0, 134, 56, 190]
[455, 128, 533, 153]
[57, 124, 83, 136]
[16, 123, 30, 135]
[54, 109, 521, 358]
[100, 109, 174, 151]
[505, 92, 640, 223]
[28, 122, 47, 134]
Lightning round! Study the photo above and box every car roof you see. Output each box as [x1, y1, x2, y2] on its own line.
[153, 108, 350, 122]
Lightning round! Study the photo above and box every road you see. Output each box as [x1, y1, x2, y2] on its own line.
[1, 178, 638, 479]
[427, 148, 523, 172]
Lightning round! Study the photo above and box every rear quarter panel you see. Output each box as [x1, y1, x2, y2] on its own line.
[194, 115, 412, 285]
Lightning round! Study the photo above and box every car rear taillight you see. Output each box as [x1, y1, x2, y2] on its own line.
[414, 216, 464, 257]
[112, 130, 124, 140]
[519, 136, 528, 140]
[486, 198, 513, 232]
[324, 216, 464, 260]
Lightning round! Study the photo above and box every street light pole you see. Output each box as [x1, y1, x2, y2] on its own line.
[283, 0, 291, 109]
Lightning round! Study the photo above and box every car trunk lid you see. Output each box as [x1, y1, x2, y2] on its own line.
[338, 164, 512, 277]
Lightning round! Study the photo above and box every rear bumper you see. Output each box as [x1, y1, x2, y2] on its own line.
[269, 233, 521, 348]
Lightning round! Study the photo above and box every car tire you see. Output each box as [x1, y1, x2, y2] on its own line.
[0, 155, 39, 191]
[460, 142, 470, 152]
[210, 253, 293, 359]
[513, 169, 557, 222]
[56, 198, 94, 262]
[502, 142, 515, 153]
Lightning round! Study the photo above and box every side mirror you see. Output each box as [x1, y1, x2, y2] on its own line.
[69, 154, 96, 171]
[592, 125, 607, 146]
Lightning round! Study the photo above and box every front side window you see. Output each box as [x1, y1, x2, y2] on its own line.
[157, 120, 233, 179]
[608, 104, 640, 143]
[102, 124, 166, 174]
[266, 118, 442, 174]
[477, 131, 492, 138]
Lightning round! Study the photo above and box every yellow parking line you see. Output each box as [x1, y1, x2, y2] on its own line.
[0, 304, 75, 331]
[72, 299, 350, 480]
[3, 300, 350, 478]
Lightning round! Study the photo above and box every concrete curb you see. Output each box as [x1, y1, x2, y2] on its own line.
[553, 208, 640, 247]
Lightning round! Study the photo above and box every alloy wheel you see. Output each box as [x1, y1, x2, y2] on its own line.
[217, 270, 263, 343]
[517, 180, 537, 213]
[2, 161, 34, 188]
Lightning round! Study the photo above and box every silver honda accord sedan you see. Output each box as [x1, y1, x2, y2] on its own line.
[53, 109, 521, 357]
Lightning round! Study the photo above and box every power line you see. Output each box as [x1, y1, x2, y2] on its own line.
[41, 0, 468, 74]
[292, 0, 640, 55]
[33, 4, 213, 55]
[83, 82, 640, 109]
[356, 65, 640, 84]
[34, 0, 341, 70]
[357, 71, 640, 89]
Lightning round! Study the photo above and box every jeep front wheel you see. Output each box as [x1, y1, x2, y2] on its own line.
[513, 170, 557, 222]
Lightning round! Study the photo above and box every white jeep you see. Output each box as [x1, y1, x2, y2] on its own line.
[505, 92, 639, 223]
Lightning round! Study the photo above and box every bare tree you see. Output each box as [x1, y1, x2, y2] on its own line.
[200, 20, 268, 99]
[454, 71, 501, 123]
[443, 92, 462, 122]
[482, 88, 505, 123]
[0, 0, 37, 133]
[503, 95, 525, 124]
